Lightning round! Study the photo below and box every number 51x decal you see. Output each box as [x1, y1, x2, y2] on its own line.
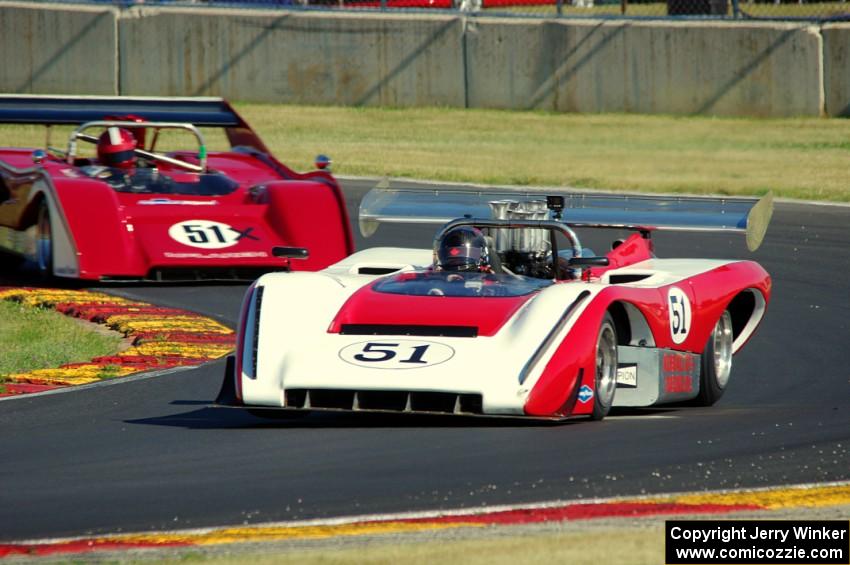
[168, 220, 259, 250]
[339, 340, 455, 369]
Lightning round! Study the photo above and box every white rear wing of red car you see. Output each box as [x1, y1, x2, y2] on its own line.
[359, 182, 774, 251]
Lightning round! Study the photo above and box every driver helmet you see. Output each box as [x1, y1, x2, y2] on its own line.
[435, 226, 491, 272]
[97, 127, 137, 169]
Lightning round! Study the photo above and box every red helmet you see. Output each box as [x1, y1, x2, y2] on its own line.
[97, 127, 137, 169]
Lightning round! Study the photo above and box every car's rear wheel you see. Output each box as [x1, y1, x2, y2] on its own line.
[695, 310, 733, 406]
[591, 313, 618, 421]
[36, 200, 53, 278]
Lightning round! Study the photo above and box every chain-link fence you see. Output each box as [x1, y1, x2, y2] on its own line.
[27, 0, 850, 20]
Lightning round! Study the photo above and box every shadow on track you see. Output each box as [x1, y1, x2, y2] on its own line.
[0, 265, 90, 289]
[125, 404, 682, 430]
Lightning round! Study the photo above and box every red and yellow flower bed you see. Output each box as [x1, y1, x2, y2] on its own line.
[0, 287, 235, 397]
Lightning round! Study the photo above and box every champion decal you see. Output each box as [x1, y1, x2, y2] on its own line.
[577, 385, 593, 403]
[616, 364, 638, 388]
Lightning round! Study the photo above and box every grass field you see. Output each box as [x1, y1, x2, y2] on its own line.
[2, 106, 849, 201]
[0, 301, 122, 382]
[241, 105, 850, 201]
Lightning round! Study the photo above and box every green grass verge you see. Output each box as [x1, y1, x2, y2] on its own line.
[2, 106, 849, 201]
[0, 300, 123, 379]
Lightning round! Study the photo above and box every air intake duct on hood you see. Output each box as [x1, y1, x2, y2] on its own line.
[339, 324, 478, 338]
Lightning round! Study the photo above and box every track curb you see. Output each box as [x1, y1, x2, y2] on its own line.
[0, 287, 234, 397]
[2, 481, 848, 558]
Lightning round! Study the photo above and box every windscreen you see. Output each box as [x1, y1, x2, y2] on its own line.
[84, 167, 238, 195]
[373, 271, 553, 298]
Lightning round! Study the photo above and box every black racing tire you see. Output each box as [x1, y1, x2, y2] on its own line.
[590, 312, 618, 421]
[0, 251, 24, 270]
[36, 200, 54, 279]
[694, 310, 734, 406]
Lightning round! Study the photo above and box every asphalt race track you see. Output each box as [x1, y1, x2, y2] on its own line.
[1, 180, 848, 541]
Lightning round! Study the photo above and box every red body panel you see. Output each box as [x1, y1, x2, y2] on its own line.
[524, 261, 771, 417]
[328, 280, 534, 337]
[0, 146, 354, 280]
[593, 232, 654, 273]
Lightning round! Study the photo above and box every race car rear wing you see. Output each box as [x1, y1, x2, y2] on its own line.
[359, 183, 774, 251]
[0, 94, 269, 153]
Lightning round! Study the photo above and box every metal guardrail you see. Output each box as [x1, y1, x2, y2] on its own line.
[22, 0, 850, 20]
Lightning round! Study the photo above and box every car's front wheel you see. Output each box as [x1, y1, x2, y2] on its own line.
[590, 313, 618, 421]
[695, 310, 733, 406]
[36, 200, 53, 278]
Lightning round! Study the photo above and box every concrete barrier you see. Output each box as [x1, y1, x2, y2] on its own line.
[465, 19, 824, 117]
[822, 24, 850, 117]
[0, 3, 117, 95]
[119, 8, 465, 107]
[0, 4, 841, 118]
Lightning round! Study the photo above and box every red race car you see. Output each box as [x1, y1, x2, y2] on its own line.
[0, 95, 353, 281]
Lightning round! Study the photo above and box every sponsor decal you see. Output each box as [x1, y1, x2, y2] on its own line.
[139, 199, 219, 206]
[168, 220, 259, 249]
[60, 168, 80, 178]
[616, 364, 638, 388]
[339, 340, 455, 370]
[663, 353, 695, 374]
[664, 375, 693, 394]
[667, 287, 692, 345]
[577, 384, 593, 403]
[163, 251, 269, 259]
[662, 352, 696, 394]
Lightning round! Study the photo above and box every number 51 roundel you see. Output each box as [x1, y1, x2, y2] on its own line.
[667, 287, 692, 345]
[339, 341, 455, 369]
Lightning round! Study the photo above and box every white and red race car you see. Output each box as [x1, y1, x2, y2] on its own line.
[218, 185, 773, 421]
